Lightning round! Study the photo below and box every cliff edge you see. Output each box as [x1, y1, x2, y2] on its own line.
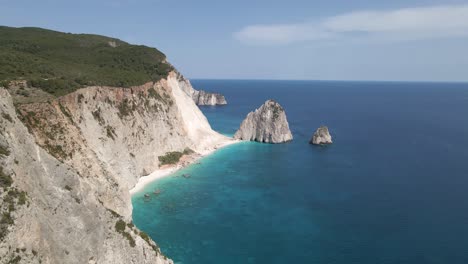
[0, 71, 232, 263]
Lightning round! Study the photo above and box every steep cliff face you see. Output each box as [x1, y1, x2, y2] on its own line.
[177, 75, 227, 105]
[0, 72, 230, 263]
[0, 88, 172, 264]
[310, 126, 332, 145]
[234, 100, 293, 143]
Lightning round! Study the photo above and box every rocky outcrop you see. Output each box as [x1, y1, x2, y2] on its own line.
[193, 90, 227, 105]
[176, 75, 227, 105]
[234, 100, 293, 143]
[310, 126, 332, 145]
[0, 71, 231, 263]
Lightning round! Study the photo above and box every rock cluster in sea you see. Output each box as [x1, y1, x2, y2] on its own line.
[310, 126, 332, 145]
[192, 90, 227, 105]
[234, 99, 293, 143]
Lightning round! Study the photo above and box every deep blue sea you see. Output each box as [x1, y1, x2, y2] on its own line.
[132, 80, 468, 264]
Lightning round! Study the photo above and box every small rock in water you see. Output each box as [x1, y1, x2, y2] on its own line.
[310, 126, 332, 145]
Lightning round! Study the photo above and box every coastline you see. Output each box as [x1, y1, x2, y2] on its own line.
[129, 138, 240, 195]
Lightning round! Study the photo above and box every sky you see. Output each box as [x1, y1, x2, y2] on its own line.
[1, 0, 468, 82]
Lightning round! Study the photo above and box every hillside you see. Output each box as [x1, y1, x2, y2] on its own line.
[0, 26, 173, 96]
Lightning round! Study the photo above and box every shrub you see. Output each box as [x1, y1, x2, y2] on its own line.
[158, 151, 183, 165]
[2, 112, 13, 123]
[139, 231, 151, 244]
[18, 191, 27, 205]
[0, 145, 10, 157]
[122, 232, 135, 247]
[183, 148, 194, 155]
[0, 167, 12, 188]
[115, 219, 126, 233]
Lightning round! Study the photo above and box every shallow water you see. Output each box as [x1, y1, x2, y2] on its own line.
[132, 80, 468, 264]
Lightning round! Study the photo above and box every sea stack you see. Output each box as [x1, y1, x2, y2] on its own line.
[193, 90, 227, 105]
[234, 99, 293, 143]
[310, 126, 332, 145]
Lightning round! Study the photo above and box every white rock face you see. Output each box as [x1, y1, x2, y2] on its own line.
[177, 75, 227, 105]
[234, 99, 293, 143]
[0, 71, 231, 263]
[310, 126, 332, 145]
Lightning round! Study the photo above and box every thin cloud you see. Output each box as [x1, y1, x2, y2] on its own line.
[234, 4, 468, 45]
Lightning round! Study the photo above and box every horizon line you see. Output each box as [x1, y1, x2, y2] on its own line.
[188, 78, 468, 84]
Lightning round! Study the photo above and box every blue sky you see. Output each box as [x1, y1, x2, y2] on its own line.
[1, 0, 468, 81]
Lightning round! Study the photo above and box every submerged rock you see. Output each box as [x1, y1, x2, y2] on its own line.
[234, 99, 293, 143]
[310, 126, 332, 145]
[193, 90, 227, 105]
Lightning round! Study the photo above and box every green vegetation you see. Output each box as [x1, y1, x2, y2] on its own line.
[43, 143, 68, 160]
[106, 208, 120, 218]
[0, 80, 9, 88]
[158, 151, 183, 165]
[1, 187, 28, 240]
[0, 145, 10, 157]
[7, 255, 21, 264]
[115, 219, 135, 247]
[0, 167, 13, 188]
[139, 231, 151, 244]
[0, 26, 173, 96]
[2, 112, 13, 122]
[117, 99, 135, 117]
[183, 148, 194, 155]
[17, 191, 27, 205]
[115, 219, 126, 233]
[272, 104, 282, 120]
[158, 148, 194, 165]
[58, 102, 73, 123]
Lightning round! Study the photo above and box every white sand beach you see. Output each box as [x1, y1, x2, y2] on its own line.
[129, 138, 240, 195]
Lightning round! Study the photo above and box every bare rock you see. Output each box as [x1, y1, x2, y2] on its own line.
[193, 90, 227, 105]
[234, 100, 293, 143]
[310, 126, 332, 145]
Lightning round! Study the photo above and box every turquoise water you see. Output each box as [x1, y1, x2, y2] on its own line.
[132, 80, 468, 263]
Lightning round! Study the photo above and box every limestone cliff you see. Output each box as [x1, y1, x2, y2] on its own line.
[234, 100, 293, 143]
[0, 72, 231, 263]
[176, 75, 227, 105]
[310, 126, 332, 145]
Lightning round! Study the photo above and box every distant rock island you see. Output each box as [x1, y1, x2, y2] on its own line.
[310, 126, 332, 145]
[234, 99, 293, 143]
[177, 75, 227, 106]
[192, 90, 227, 106]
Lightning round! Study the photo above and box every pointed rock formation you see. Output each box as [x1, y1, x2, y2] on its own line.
[310, 126, 332, 145]
[234, 99, 293, 143]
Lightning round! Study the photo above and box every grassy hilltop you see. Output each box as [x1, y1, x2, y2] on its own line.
[0, 26, 173, 96]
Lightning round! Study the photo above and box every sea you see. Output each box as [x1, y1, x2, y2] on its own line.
[132, 80, 468, 264]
